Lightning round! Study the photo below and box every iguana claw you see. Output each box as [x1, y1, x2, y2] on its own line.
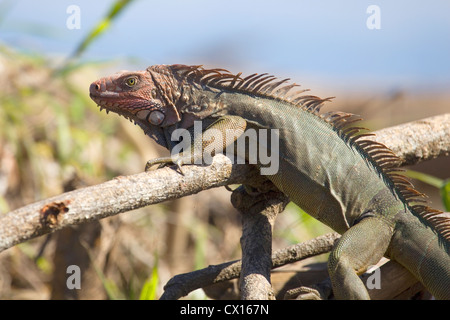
[145, 157, 185, 175]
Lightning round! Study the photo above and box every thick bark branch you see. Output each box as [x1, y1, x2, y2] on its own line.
[231, 185, 289, 300]
[0, 113, 449, 253]
[0, 156, 258, 252]
[367, 113, 450, 165]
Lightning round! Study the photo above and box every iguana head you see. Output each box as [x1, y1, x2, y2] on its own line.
[89, 66, 184, 149]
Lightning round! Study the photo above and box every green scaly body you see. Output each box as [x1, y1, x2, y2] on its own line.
[90, 64, 450, 299]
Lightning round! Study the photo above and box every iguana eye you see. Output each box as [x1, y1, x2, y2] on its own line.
[125, 77, 137, 87]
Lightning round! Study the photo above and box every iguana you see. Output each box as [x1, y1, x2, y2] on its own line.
[89, 64, 450, 299]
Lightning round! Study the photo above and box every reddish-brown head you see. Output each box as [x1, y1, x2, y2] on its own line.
[89, 67, 184, 149]
[91, 70, 172, 125]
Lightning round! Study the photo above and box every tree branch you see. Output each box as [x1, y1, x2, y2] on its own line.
[367, 113, 450, 165]
[0, 155, 258, 252]
[160, 233, 340, 300]
[0, 113, 448, 253]
[231, 184, 289, 300]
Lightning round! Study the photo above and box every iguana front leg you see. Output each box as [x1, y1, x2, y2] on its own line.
[145, 115, 247, 173]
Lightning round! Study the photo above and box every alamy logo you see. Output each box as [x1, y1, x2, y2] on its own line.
[365, 265, 381, 290]
[66, 5, 81, 30]
[66, 265, 81, 289]
[366, 5, 381, 30]
[170, 121, 280, 175]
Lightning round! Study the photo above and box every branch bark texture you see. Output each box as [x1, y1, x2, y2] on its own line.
[0, 156, 257, 252]
[368, 113, 450, 165]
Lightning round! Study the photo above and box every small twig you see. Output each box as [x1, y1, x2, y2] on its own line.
[160, 233, 340, 300]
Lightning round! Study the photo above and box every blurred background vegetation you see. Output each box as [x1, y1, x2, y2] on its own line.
[0, 0, 448, 299]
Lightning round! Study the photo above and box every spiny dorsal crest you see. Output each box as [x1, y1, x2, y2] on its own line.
[169, 64, 332, 113]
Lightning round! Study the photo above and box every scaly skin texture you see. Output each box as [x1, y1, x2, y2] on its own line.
[90, 64, 450, 299]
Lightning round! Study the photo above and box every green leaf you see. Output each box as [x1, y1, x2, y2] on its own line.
[440, 179, 450, 212]
[57, 0, 135, 73]
[405, 170, 450, 211]
[139, 260, 159, 300]
[72, 0, 135, 59]
[404, 170, 443, 188]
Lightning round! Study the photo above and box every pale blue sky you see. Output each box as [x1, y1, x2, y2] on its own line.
[1, 0, 449, 92]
